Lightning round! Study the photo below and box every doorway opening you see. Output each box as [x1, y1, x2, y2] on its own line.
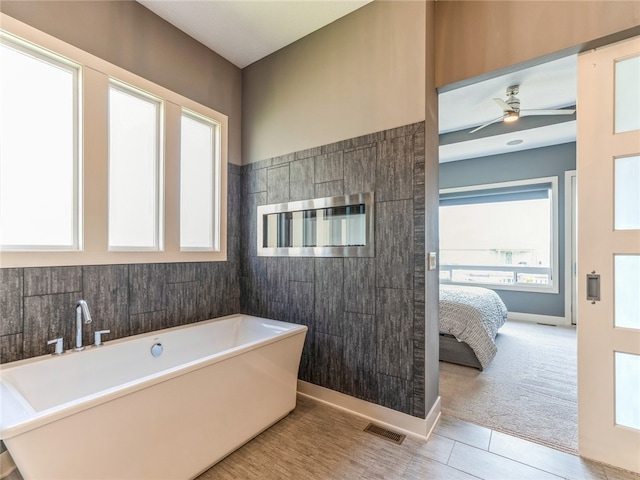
[437, 54, 579, 454]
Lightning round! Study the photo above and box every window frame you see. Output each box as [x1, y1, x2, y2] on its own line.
[0, 32, 82, 252]
[439, 176, 559, 294]
[0, 14, 228, 268]
[179, 108, 221, 252]
[107, 79, 164, 252]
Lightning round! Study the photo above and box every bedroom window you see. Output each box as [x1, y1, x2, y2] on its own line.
[439, 177, 559, 293]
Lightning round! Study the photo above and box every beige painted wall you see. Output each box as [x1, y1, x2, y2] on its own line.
[242, 0, 426, 164]
[435, 0, 640, 88]
[0, 0, 243, 165]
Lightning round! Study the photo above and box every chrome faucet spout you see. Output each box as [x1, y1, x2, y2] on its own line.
[75, 299, 93, 351]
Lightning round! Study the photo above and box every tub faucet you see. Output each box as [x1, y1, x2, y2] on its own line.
[75, 299, 93, 351]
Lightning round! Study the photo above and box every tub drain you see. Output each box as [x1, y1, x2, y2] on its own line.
[150, 343, 163, 357]
[363, 423, 405, 445]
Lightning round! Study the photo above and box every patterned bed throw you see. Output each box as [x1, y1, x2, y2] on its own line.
[439, 285, 508, 369]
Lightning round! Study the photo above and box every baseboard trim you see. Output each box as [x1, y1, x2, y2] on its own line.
[508, 311, 571, 327]
[297, 380, 441, 440]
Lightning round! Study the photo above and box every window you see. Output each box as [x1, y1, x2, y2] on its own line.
[0, 34, 80, 250]
[180, 110, 219, 251]
[0, 16, 228, 267]
[439, 177, 558, 293]
[108, 82, 162, 250]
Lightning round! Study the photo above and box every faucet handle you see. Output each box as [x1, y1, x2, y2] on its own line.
[93, 329, 111, 347]
[47, 337, 64, 356]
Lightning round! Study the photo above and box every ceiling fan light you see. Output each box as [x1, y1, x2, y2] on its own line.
[504, 111, 519, 123]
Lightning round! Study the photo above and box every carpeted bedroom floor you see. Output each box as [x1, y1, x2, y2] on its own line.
[439, 320, 578, 454]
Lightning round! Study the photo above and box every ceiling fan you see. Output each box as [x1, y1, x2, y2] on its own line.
[469, 85, 576, 134]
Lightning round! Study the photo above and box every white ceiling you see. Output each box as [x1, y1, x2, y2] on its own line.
[136, 1, 578, 162]
[137, 0, 373, 68]
[439, 54, 578, 161]
[439, 120, 576, 163]
[438, 55, 577, 134]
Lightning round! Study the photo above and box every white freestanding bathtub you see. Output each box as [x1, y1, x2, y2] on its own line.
[0, 314, 307, 480]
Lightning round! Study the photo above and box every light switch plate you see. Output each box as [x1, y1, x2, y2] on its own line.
[428, 251, 437, 270]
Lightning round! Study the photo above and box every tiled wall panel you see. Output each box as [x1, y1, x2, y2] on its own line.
[0, 335, 22, 365]
[129, 263, 167, 315]
[376, 199, 414, 290]
[344, 258, 376, 315]
[290, 158, 315, 201]
[240, 121, 426, 417]
[227, 167, 243, 239]
[289, 281, 314, 325]
[312, 332, 344, 391]
[376, 287, 414, 380]
[377, 373, 412, 413]
[315, 152, 344, 184]
[82, 265, 129, 342]
[289, 258, 314, 283]
[315, 180, 344, 198]
[343, 312, 377, 402]
[0, 269, 22, 337]
[314, 258, 345, 337]
[344, 145, 376, 194]
[376, 134, 414, 202]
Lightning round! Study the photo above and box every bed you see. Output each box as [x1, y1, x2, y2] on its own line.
[439, 284, 508, 371]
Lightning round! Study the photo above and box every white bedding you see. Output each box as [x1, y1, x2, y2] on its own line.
[439, 284, 508, 369]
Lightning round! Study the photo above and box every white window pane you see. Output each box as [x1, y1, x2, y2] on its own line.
[440, 198, 552, 286]
[180, 113, 215, 250]
[615, 352, 640, 430]
[615, 156, 640, 230]
[291, 211, 304, 248]
[615, 255, 640, 330]
[108, 86, 160, 249]
[615, 55, 640, 134]
[440, 200, 551, 266]
[266, 213, 278, 248]
[0, 41, 78, 249]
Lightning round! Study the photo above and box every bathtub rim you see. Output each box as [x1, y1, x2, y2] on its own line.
[0, 314, 302, 372]
[0, 314, 307, 440]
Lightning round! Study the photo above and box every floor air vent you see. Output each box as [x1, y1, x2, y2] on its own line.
[363, 423, 406, 445]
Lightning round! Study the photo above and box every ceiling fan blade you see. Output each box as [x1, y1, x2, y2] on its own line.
[469, 115, 506, 134]
[493, 98, 514, 112]
[520, 109, 576, 116]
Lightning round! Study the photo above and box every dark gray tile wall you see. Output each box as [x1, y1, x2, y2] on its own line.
[240, 122, 426, 418]
[0, 164, 242, 364]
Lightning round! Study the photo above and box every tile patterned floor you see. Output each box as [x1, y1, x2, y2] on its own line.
[197, 394, 640, 480]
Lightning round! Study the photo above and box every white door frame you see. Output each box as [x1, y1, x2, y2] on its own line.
[564, 170, 577, 325]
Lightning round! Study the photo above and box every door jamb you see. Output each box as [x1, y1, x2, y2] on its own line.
[565, 170, 577, 325]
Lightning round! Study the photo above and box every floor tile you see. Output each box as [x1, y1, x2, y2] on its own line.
[434, 415, 492, 450]
[489, 430, 607, 480]
[410, 432, 456, 464]
[448, 442, 565, 480]
[405, 456, 481, 479]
